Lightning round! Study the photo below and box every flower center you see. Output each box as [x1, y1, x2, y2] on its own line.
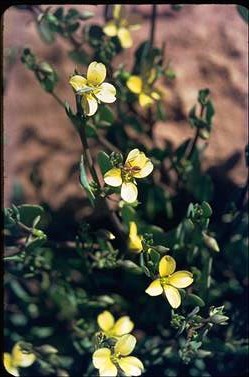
[160, 276, 170, 285]
[111, 352, 121, 364]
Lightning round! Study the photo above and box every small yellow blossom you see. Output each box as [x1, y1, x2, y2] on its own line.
[69, 61, 116, 116]
[128, 222, 143, 253]
[145, 255, 193, 309]
[4, 343, 36, 377]
[103, 5, 141, 49]
[93, 334, 144, 376]
[97, 310, 134, 338]
[127, 68, 161, 108]
[104, 148, 153, 203]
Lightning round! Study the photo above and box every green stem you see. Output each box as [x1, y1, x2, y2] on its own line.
[186, 103, 205, 160]
[51, 92, 65, 107]
[149, 5, 157, 48]
[75, 95, 101, 186]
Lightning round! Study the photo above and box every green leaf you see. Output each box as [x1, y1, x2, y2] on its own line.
[97, 151, 112, 174]
[198, 88, 210, 106]
[236, 5, 249, 23]
[53, 7, 64, 20]
[117, 260, 143, 274]
[9, 280, 32, 302]
[201, 201, 212, 218]
[80, 11, 94, 20]
[79, 156, 95, 206]
[66, 22, 80, 34]
[68, 49, 89, 65]
[120, 205, 136, 225]
[205, 100, 215, 125]
[25, 236, 47, 252]
[36, 17, 56, 44]
[98, 105, 115, 126]
[185, 294, 205, 307]
[149, 248, 160, 266]
[18, 204, 45, 228]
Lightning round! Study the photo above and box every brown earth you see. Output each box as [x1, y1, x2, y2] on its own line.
[3, 4, 248, 215]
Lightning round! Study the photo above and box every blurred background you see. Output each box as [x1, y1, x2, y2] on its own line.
[3, 4, 248, 217]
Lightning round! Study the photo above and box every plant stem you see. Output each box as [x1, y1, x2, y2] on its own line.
[149, 5, 157, 48]
[51, 92, 65, 108]
[186, 103, 205, 160]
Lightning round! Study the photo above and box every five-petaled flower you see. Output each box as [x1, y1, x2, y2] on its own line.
[103, 5, 141, 49]
[126, 68, 161, 107]
[145, 255, 193, 308]
[128, 222, 143, 253]
[69, 61, 116, 116]
[98, 310, 134, 338]
[4, 343, 36, 377]
[104, 148, 154, 203]
[93, 334, 144, 376]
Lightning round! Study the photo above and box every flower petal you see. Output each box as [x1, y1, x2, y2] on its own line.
[103, 21, 118, 37]
[87, 61, 106, 86]
[164, 284, 181, 309]
[133, 160, 153, 179]
[159, 255, 176, 277]
[69, 75, 87, 92]
[121, 182, 138, 203]
[168, 271, 193, 288]
[104, 168, 122, 187]
[115, 334, 136, 356]
[128, 222, 143, 253]
[125, 149, 148, 171]
[113, 4, 125, 20]
[95, 83, 116, 103]
[81, 94, 98, 116]
[97, 311, 115, 332]
[151, 91, 161, 100]
[117, 27, 133, 48]
[113, 316, 134, 336]
[11, 344, 36, 368]
[4, 353, 19, 377]
[139, 93, 154, 107]
[145, 279, 163, 296]
[119, 356, 144, 376]
[126, 76, 142, 94]
[93, 348, 111, 369]
[99, 362, 118, 377]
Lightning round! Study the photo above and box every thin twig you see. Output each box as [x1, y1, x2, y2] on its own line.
[51, 92, 65, 108]
[186, 104, 205, 160]
[149, 5, 157, 48]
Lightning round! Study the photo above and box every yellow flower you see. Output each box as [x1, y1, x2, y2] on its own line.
[97, 310, 134, 338]
[93, 334, 144, 376]
[145, 255, 193, 309]
[103, 5, 141, 49]
[69, 61, 116, 116]
[4, 343, 36, 377]
[128, 222, 143, 253]
[126, 69, 161, 108]
[104, 148, 153, 203]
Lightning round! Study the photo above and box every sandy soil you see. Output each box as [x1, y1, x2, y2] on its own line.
[3, 4, 248, 214]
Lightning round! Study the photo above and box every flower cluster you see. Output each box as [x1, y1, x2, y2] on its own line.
[104, 148, 154, 203]
[97, 310, 134, 338]
[103, 5, 141, 49]
[69, 61, 116, 116]
[126, 68, 161, 108]
[93, 310, 144, 376]
[145, 255, 193, 308]
[4, 343, 36, 377]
